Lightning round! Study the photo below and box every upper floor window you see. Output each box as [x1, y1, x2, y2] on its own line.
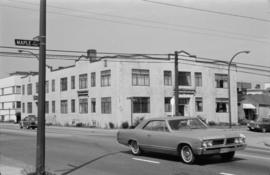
[195, 72, 202, 87]
[215, 74, 228, 88]
[101, 97, 111, 114]
[91, 72, 96, 87]
[71, 76, 75, 89]
[101, 70, 111, 87]
[22, 85, 25, 95]
[27, 83, 32, 95]
[132, 69, 150, 86]
[79, 74, 88, 89]
[178, 72, 191, 86]
[133, 97, 150, 113]
[60, 77, 68, 91]
[36, 82, 39, 94]
[216, 98, 228, 113]
[45, 81, 49, 93]
[164, 71, 172, 86]
[45, 101, 49, 113]
[52, 79, 55, 92]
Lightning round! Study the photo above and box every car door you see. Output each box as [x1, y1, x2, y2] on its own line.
[141, 120, 176, 154]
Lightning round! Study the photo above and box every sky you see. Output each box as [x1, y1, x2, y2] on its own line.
[0, 0, 270, 87]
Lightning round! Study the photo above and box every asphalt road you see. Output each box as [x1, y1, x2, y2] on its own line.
[1, 125, 270, 175]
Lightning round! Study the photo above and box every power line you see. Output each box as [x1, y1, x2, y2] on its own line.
[142, 0, 270, 23]
[7, 0, 268, 40]
[1, 4, 270, 45]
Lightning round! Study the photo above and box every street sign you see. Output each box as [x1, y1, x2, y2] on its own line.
[15, 39, 40, 47]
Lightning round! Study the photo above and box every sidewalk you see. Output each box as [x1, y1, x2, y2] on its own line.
[0, 155, 32, 175]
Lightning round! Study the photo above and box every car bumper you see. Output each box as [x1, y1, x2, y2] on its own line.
[195, 144, 247, 155]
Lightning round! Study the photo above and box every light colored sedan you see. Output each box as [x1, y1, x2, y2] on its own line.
[117, 117, 246, 164]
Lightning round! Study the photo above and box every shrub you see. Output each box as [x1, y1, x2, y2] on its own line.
[208, 121, 216, 126]
[238, 118, 248, 125]
[109, 122, 115, 129]
[121, 121, 129, 129]
[76, 122, 83, 127]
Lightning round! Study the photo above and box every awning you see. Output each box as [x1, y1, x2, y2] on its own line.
[243, 103, 256, 109]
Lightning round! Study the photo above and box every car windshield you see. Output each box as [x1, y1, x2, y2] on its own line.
[168, 118, 207, 130]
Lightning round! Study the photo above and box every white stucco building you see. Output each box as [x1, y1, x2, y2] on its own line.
[19, 54, 237, 128]
[0, 72, 37, 122]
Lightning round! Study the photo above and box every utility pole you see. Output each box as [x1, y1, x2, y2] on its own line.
[36, 0, 46, 174]
[174, 51, 179, 116]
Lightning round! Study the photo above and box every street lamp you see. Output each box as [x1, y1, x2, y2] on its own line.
[18, 50, 52, 70]
[228, 51, 250, 128]
[174, 50, 196, 116]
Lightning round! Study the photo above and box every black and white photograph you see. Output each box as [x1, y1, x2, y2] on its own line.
[0, 0, 270, 174]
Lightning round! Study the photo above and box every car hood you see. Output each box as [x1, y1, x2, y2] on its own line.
[172, 128, 242, 140]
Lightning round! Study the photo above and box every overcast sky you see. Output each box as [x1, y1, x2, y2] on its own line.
[0, 0, 270, 86]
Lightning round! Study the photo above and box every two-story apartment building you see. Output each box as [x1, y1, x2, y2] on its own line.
[0, 72, 37, 122]
[20, 54, 237, 128]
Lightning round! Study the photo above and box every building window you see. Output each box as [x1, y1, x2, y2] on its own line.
[133, 97, 150, 113]
[101, 70, 111, 87]
[178, 72, 191, 86]
[195, 72, 202, 87]
[16, 101, 21, 109]
[60, 100, 68, 113]
[164, 71, 172, 86]
[164, 97, 171, 112]
[216, 98, 228, 113]
[91, 72, 96, 87]
[45, 81, 49, 93]
[71, 76, 75, 89]
[60, 77, 68, 91]
[132, 69, 150, 86]
[22, 85, 25, 95]
[16, 86, 21, 94]
[12, 102, 16, 109]
[12, 86, 15, 94]
[71, 99, 75, 113]
[195, 97, 203, 112]
[27, 83, 32, 95]
[215, 74, 228, 88]
[22, 103, 25, 113]
[36, 82, 39, 94]
[79, 98, 88, 113]
[79, 74, 88, 89]
[45, 101, 49, 113]
[91, 98, 96, 113]
[27, 102, 32, 113]
[52, 79, 55, 92]
[101, 97, 111, 114]
[52, 101, 55, 113]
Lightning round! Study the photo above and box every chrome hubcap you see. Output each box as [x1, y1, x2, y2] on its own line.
[181, 146, 192, 162]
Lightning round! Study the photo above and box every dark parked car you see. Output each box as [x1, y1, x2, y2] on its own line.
[19, 115, 37, 129]
[247, 117, 270, 133]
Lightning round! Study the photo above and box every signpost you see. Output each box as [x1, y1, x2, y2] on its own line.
[15, 39, 40, 47]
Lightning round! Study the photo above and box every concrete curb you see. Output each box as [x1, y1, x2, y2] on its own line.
[247, 145, 270, 152]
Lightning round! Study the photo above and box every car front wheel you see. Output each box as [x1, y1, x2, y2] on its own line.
[180, 145, 195, 164]
[220, 151, 235, 160]
[129, 140, 141, 155]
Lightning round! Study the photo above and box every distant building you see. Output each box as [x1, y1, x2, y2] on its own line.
[0, 71, 37, 122]
[19, 54, 238, 127]
[237, 82, 252, 95]
[246, 83, 270, 95]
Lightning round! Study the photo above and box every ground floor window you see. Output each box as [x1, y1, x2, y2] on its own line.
[27, 102, 32, 113]
[22, 103, 25, 113]
[45, 101, 49, 113]
[216, 98, 228, 113]
[79, 98, 88, 114]
[101, 97, 111, 114]
[91, 98, 96, 113]
[133, 97, 150, 113]
[61, 100, 68, 114]
[52, 101, 55, 113]
[195, 97, 203, 112]
[164, 97, 171, 112]
[71, 99, 75, 113]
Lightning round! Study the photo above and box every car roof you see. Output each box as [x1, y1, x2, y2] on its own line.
[145, 116, 196, 121]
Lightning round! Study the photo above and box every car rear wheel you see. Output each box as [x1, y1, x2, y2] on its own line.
[220, 151, 235, 160]
[180, 145, 195, 164]
[129, 140, 141, 155]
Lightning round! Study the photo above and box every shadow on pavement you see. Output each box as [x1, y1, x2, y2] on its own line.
[55, 151, 120, 175]
[121, 150, 246, 166]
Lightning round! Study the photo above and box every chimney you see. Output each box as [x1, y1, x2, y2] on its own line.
[87, 49, 97, 63]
